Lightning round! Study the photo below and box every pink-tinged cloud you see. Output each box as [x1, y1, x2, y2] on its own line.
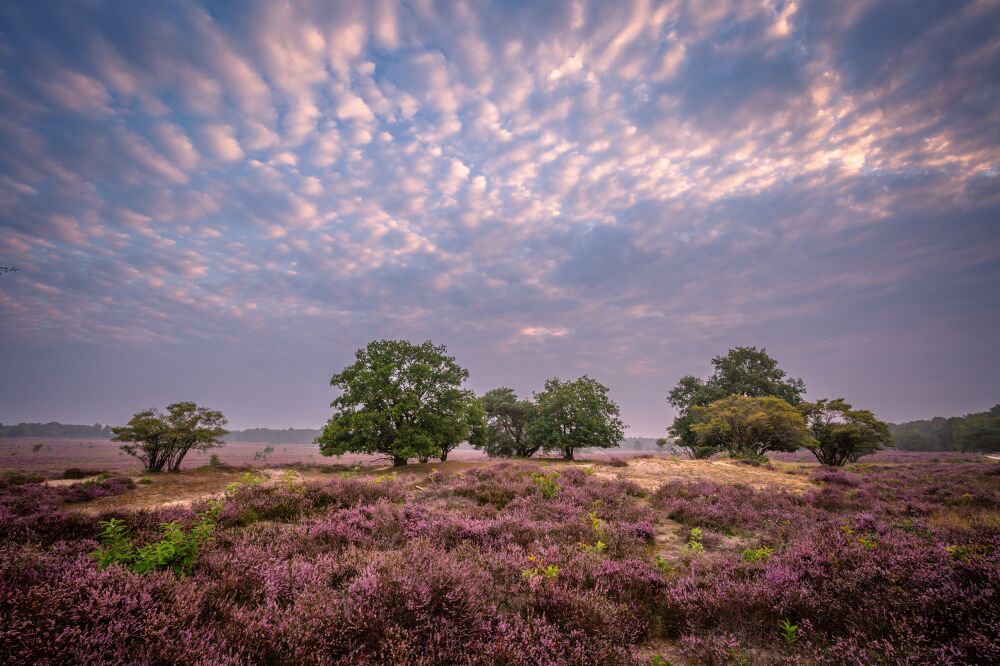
[0, 0, 998, 434]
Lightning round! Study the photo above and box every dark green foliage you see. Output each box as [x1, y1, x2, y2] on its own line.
[475, 387, 540, 457]
[953, 405, 1000, 452]
[689, 395, 814, 457]
[890, 416, 959, 451]
[113, 402, 228, 473]
[316, 339, 480, 465]
[801, 398, 893, 466]
[666, 347, 805, 458]
[0, 422, 114, 438]
[889, 405, 1000, 452]
[62, 468, 104, 480]
[528, 375, 626, 460]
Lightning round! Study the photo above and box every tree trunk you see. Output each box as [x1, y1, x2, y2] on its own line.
[392, 456, 408, 467]
[170, 448, 189, 472]
[564, 446, 574, 460]
[439, 450, 448, 462]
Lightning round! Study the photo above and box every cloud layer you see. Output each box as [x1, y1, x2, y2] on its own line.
[1, 0, 998, 432]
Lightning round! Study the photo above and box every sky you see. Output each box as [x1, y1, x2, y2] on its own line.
[0, 0, 998, 436]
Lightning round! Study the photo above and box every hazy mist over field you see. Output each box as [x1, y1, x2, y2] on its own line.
[1, 1, 998, 434]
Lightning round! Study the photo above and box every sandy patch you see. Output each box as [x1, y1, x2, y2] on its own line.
[590, 456, 815, 493]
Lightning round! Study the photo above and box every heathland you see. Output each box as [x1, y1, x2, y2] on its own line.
[1, 449, 997, 664]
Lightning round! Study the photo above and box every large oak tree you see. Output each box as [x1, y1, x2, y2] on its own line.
[316, 340, 479, 466]
[666, 347, 806, 458]
[528, 376, 625, 460]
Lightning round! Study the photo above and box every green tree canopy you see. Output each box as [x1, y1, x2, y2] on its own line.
[666, 347, 806, 457]
[316, 340, 477, 466]
[953, 405, 1000, 452]
[113, 402, 228, 473]
[528, 375, 625, 460]
[800, 398, 893, 466]
[689, 395, 814, 458]
[474, 387, 540, 458]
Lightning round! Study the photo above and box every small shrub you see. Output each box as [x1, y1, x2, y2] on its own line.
[137, 477, 152, 485]
[62, 468, 104, 480]
[685, 527, 704, 552]
[741, 545, 774, 563]
[731, 452, 770, 467]
[655, 555, 674, 575]
[225, 471, 264, 494]
[531, 471, 560, 499]
[92, 501, 220, 575]
[522, 554, 560, 579]
[0, 470, 44, 487]
[779, 619, 798, 646]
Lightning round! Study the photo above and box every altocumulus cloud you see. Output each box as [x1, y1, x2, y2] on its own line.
[0, 0, 998, 433]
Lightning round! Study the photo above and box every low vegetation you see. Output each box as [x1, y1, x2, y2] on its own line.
[0, 456, 996, 663]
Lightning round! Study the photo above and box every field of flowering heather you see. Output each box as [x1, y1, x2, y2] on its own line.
[1, 457, 997, 665]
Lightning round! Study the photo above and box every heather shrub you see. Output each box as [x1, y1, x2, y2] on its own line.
[659, 463, 1000, 664]
[0, 470, 44, 488]
[810, 468, 860, 486]
[60, 475, 135, 503]
[278, 541, 493, 664]
[653, 479, 814, 538]
[221, 475, 406, 527]
[0, 478, 135, 544]
[2, 458, 997, 664]
[450, 463, 539, 507]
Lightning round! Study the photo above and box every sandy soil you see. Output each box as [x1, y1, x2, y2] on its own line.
[589, 456, 814, 493]
[57, 454, 815, 515]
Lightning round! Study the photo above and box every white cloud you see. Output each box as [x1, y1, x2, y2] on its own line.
[201, 124, 244, 161]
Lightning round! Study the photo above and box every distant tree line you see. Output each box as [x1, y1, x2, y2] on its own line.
[890, 406, 1000, 453]
[224, 428, 321, 444]
[0, 422, 114, 438]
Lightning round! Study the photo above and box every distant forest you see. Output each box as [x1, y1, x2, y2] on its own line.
[890, 404, 1000, 452]
[0, 422, 114, 438]
[225, 428, 321, 444]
